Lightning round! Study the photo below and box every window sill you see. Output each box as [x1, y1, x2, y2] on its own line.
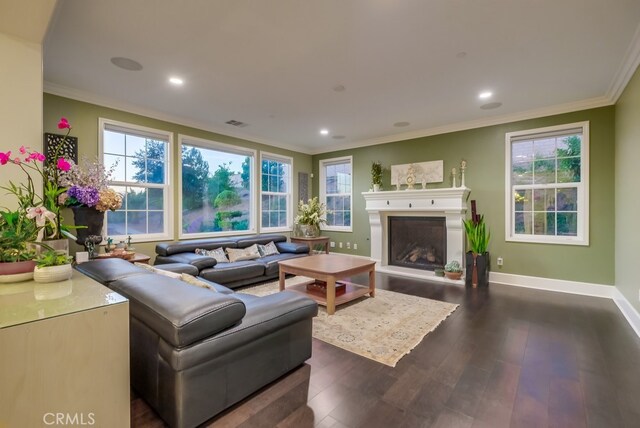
[506, 235, 588, 246]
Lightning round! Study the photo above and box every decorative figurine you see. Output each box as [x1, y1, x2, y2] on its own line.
[452, 167, 457, 188]
[406, 164, 416, 189]
[460, 159, 467, 187]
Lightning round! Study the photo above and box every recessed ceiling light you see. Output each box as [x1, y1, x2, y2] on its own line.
[393, 121, 410, 127]
[480, 102, 502, 110]
[110, 57, 143, 71]
[320, 129, 329, 135]
[478, 91, 493, 99]
[169, 77, 184, 86]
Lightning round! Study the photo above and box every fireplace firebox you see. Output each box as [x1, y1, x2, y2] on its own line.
[388, 216, 446, 271]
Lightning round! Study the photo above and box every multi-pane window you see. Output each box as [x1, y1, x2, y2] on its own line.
[320, 156, 352, 231]
[505, 122, 589, 245]
[100, 119, 171, 241]
[180, 136, 255, 237]
[260, 153, 292, 230]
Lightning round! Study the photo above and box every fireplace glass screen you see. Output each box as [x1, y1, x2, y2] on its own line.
[388, 216, 446, 271]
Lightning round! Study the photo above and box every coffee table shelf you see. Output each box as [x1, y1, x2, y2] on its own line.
[287, 279, 372, 308]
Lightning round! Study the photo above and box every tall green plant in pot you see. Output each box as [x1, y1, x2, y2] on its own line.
[371, 161, 383, 192]
[463, 215, 491, 287]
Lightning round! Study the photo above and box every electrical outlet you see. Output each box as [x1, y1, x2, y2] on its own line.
[346, 242, 351, 249]
[497, 257, 504, 266]
[330, 241, 336, 248]
[353, 243, 358, 250]
[339, 242, 343, 249]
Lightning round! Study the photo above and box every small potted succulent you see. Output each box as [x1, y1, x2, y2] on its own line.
[444, 260, 463, 280]
[33, 249, 73, 283]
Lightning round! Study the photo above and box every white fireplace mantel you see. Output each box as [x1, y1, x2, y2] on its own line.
[362, 187, 470, 278]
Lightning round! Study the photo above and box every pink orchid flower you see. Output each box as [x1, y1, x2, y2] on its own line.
[57, 158, 71, 171]
[13, 157, 21, 164]
[0, 151, 10, 165]
[36, 153, 45, 162]
[19, 145, 27, 154]
[57, 117, 71, 129]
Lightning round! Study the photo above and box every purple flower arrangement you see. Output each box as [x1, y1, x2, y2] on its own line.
[66, 185, 100, 207]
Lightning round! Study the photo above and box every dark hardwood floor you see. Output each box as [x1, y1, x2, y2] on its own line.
[131, 273, 640, 427]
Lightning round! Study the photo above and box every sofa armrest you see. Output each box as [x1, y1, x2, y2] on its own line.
[153, 263, 199, 276]
[110, 274, 246, 348]
[276, 242, 309, 254]
[155, 253, 217, 270]
[159, 291, 318, 370]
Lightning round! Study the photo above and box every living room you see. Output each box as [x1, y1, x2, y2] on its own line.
[2, 1, 640, 427]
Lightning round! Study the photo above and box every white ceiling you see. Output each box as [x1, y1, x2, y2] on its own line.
[43, 0, 640, 154]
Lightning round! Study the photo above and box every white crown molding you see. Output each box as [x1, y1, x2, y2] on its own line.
[612, 288, 640, 338]
[311, 96, 613, 155]
[43, 81, 309, 155]
[606, 21, 640, 103]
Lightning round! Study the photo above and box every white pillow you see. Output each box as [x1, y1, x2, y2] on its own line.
[134, 262, 182, 279]
[226, 244, 261, 262]
[180, 273, 218, 292]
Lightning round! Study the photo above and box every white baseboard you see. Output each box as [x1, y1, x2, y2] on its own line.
[488, 272, 615, 298]
[612, 288, 640, 338]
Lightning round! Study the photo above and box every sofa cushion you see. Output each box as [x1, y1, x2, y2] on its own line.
[74, 258, 152, 285]
[155, 252, 217, 270]
[195, 247, 229, 263]
[199, 261, 265, 285]
[226, 244, 261, 262]
[235, 234, 287, 248]
[156, 238, 238, 257]
[180, 273, 218, 292]
[257, 253, 309, 276]
[275, 241, 310, 254]
[110, 273, 246, 348]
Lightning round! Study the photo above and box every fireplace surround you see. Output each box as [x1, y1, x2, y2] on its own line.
[363, 187, 470, 279]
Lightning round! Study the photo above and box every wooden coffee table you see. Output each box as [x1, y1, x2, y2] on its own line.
[278, 254, 376, 315]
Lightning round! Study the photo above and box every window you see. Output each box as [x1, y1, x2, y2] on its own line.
[179, 135, 256, 237]
[260, 153, 292, 231]
[100, 119, 172, 241]
[320, 156, 352, 231]
[505, 122, 589, 245]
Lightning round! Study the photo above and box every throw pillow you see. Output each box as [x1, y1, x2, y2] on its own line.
[180, 273, 217, 292]
[258, 241, 280, 257]
[195, 247, 229, 263]
[226, 244, 261, 262]
[134, 262, 182, 279]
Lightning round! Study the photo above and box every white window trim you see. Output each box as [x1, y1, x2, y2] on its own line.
[504, 121, 589, 246]
[319, 155, 353, 232]
[98, 118, 173, 243]
[259, 151, 293, 233]
[178, 134, 257, 239]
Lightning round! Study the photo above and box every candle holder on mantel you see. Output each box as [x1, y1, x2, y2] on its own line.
[460, 159, 467, 187]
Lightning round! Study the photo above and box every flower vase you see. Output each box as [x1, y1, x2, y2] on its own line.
[71, 206, 105, 246]
[298, 224, 319, 238]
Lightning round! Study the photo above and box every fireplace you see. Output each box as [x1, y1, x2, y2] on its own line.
[388, 217, 446, 271]
[363, 187, 469, 279]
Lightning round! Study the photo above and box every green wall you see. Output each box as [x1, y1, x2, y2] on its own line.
[313, 106, 616, 285]
[43, 94, 313, 260]
[615, 66, 640, 312]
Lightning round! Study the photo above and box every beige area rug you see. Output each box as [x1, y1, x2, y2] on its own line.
[239, 277, 459, 367]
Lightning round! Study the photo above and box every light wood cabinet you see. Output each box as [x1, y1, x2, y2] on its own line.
[0, 271, 130, 428]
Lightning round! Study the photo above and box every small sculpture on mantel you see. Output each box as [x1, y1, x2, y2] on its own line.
[460, 159, 467, 187]
[406, 164, 416, 189]
[452, 167, 457, 188]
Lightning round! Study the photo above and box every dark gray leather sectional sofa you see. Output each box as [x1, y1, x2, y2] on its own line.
[75, 258, 318, 428]
[154, 234, 309, 288]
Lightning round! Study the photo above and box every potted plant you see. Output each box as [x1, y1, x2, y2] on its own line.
[33, 249, 73, 283]
[294, 197, 329, 237]
[371, 161, 383, 192]
[444, 260, 463, 280]
[0, 209, 39, 282]
[463, 214, 491, 287]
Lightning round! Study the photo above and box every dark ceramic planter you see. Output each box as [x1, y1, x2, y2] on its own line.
[71, 206, 105, 246]
[465, 251, 490, 287]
